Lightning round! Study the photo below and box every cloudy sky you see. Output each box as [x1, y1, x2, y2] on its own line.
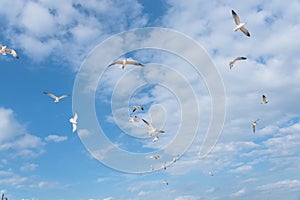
[0, 0, 300, 199]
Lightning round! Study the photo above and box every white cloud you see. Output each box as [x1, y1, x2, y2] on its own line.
[175, 195, 201, 200]
[230, 165, 253, 173]
[257, 179, 300, 192]
[20, 163, 39, 172]
[231, 188, 246, 197]
[45, 134, 68, 143]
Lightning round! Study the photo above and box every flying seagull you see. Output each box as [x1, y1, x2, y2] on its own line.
[108, 58, 144, 69]
[132, 105, 144, 112]
[162, 180, 169, 185]
[0, 45, 19, 59]
[129, 116, 138, 123]
[261, 94, 269, 104]
[142, 118, 164, 137]
[172, 155, 179, 163]
[162, 162, 167, 170]
[232, 10, 250, 37]
[229, 56, 247, 69]
[209, 170, 214, 176]
[69, 112, 78, 133]
[1, 193, 8, 200]
[252, 119, 260, 133]
[43, 92, 70, 103]
[148, 154, 160, 160]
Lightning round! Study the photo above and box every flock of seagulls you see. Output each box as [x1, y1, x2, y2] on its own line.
[229, 10, 270, 134]
[0, 8, 272, 191]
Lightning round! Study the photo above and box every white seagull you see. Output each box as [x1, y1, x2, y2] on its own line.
[43, 92, 70, 103]
[0, 44, 19, 59]
[148, 154, 160, 160]
[162, 180, 169, 185]
[209, 170, 214, 176]
[142, 118, 164, 137]
[172, 155, 179, 163]
[129, 116, 138, 123]
[69, 112, 78, 133]
[132, 105, 144, 112]
[252, 119, 260, 133]
[261, 94, 269, 104]
[229, 56, 247, 69]
[108, 58, 144, 69]
[232, 10, 250, 37]
[162, 162, 167, 170]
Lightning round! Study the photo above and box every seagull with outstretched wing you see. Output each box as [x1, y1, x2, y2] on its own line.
[232, 10, 250, 37]
[43, 92, 70, 103]
[0, 44, 19, 59]
[108, 58, 144, 69]
[69, 112, 78, 133]
[229, 56, 247, 69]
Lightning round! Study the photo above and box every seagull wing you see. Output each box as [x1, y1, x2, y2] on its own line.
[73, 112, 78, 121]
[132, 107, 137, 112]
[5, 48, 19, 59]
[126, 60, 144, 66]
[72, 124, 77, 133]
[43, 92, 57, 99]
[108, 60, 123, 67]
[240, 26, 250, 37]
[235, 56, 247, 61]
[142, 119, 154, 130]
[252, 123, 256, 133]
[232, 10, 241, 25]
[58, 94, 70, 100]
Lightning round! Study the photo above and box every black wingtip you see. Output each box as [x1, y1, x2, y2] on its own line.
[232, 10, 236, 14]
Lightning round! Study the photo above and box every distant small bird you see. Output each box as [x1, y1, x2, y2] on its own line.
[229, 56, 247, 69]
[152, 135, 159, 142]
[149, 154, 160, 159]
[132, 105, 144, 112]
[0, 44, 19, 59]
[162, 162, 167, 170]
[129, 116, 138, 123]
[162, 180, 169, 185]
[43, 92, 70, 103]
[2, 193, 8, 200]
[232, 10, 250, 37]
[69, 112, 78, 133]
[142, 118, 164, 137]
[209, 170, 214, 176]
[108, 58, 144, 69]
[172, 155, 179, 163]
[252, 119, 260, 133]
[151, 164, 155, 171]
[261, 95, 269, 104]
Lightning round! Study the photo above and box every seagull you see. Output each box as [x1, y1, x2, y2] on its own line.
[261, 94, 269, 104]
[232, 10, 250, 37]
[43, 92, 70, 103]
[152, 135, 159, 142]
[148, 154, 160, 159]
[1, 193, 8, 200]
[162, 180, 169, 185]
[132, 105, 144, 112]
[129, 116, 138, 123]
[209, 170, 214, 176]
[172, 155, 179, 163]
[142, 119, 164, 137]
[162, 162, 167, 170]
[229, 57, 247, 69]
[108, 58, 144, 69]
[151, 164, 155, 171]
[252, 119, 260, 133]
[69, 112, 78, 133]
[0, 44, 19, 59]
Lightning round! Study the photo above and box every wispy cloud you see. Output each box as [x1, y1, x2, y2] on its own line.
[45, 134, 68, 143]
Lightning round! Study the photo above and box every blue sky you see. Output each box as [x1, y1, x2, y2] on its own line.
[0, 0, 300, 200]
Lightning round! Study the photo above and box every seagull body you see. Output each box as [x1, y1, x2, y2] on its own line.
[209, 170, 214, 176]
[229, 57, 247, 69]
[69, 112, 78, 133]
[162, 180, 169, 185]
[149, 154, 160, 159]
[261, 95, 269, 104]
[129, 116, 138, 123]
[252, 119, 260, 133]
[43, 92, 70, 103]
[0, 44, 19, 59]
[142, 118, 164, 137]
[132, 105, 144, 112]
[108, 58, 144, 69]
[162, 162, 167, 170]
[172, 155, 179, 163]
[232, 10, 250, 37]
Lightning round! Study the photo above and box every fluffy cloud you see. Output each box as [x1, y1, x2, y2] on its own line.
[45, 134, 68, 143]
